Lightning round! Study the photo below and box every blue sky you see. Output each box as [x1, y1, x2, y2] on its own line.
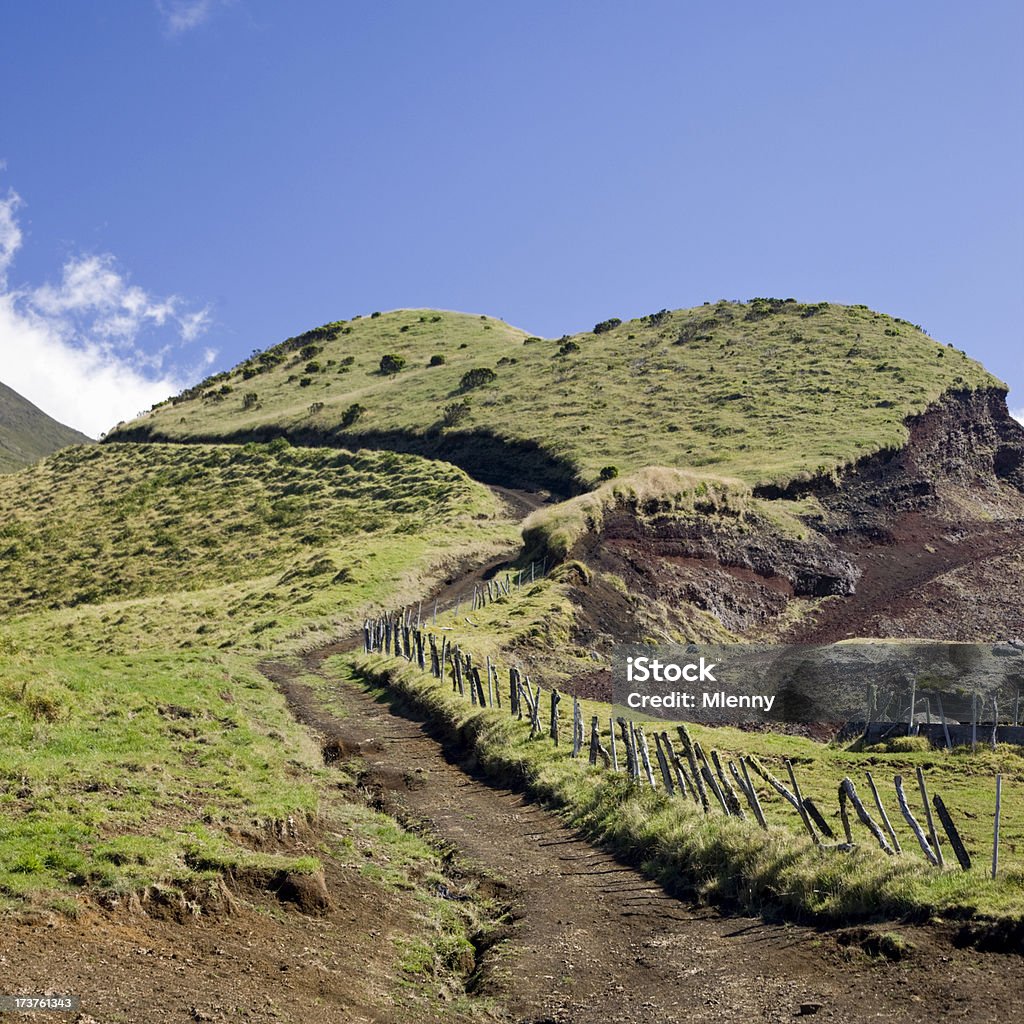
[1, 0, 1021, 436]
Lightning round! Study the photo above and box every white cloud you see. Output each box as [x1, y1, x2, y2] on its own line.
[1012, 408, 1024, 427]
[0, 190, 22, 284]
[157, 0, 222, 36]
[0, 189, 214, 438]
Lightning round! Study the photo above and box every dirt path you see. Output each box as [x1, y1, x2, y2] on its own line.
[270, 647, 1022, 1024]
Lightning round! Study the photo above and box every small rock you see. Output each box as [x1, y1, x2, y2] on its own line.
[797, 1002, 823, 1016]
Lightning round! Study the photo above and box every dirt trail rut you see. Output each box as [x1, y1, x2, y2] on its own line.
[274, 650, 1020, 1024]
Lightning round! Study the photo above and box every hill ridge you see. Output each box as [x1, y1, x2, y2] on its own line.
[0, 379, 92, 473]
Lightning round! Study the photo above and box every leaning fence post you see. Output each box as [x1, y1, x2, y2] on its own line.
[635, 726, 657, 788]
[710, 749, 745, 819]
[784, 760, 819, 844]
[865, 770, 901, 853]
[916, 766, 944, 868]
[894, 774, 939, 866]
[653, 733, 675, 794]
[738, 757, 766, 828]
[695, 742, 729, 814]
[932, 795, 971, 870]
[840, 778, 894, 854]
[588, 716, 611, 768]
[731, 760, 766, 828]
[676, 725, 709, 813]
[662, 732, 692, 801]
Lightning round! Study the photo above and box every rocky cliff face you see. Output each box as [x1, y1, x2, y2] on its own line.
[568, 388, 1024, 650]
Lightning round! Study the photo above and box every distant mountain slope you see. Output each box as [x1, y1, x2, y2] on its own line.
[108, 301, 1001, 493]
[0, 380, 92, 472]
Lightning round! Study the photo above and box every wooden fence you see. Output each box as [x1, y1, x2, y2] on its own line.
[362, 610, 1006, 878]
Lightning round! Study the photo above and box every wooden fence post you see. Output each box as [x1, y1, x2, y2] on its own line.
[932, 795, 971, 870]
[609, 717, 619, 771]
[710, 749, 745, 819]
[864, 770, 901, 853]
[731, 760, 766, 828]
[840, 778, 894, 854]
[916, 766, 944, 868]
[661, 732, 693, 801]
[572, 699, 583, 758]
[676, 725, 709, 812]
[695, 742, 730, 814]
[589, 716, 610, 767]
[635, 726, 657, 788]
[549, 688, 561, 745]
[653, 733, 675, 794]
[993, 773, 1002, 880]
[991, 697, 998, 752]
[894, 774, 939, 866]
[784, 760, 819, 845]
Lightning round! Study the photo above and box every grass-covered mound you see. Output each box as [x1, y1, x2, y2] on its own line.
[0, 441, 514, 909]
[112, 301, 1000, 489]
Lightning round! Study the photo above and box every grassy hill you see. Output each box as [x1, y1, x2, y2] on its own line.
[0, 440, 513, 906]
[0, 379, 92, 473]
[110, 300, 1000, 491]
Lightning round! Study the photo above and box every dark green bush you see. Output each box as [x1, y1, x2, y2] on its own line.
[242, 392, 258, 410]
[459, 367, 496, 391]
[299, 377, 313, 387]
[379, 353, 406, 375]
[593, 318, 621, 334]
[304, 361, 322, 373]
[341, 403, 365, 428]
[558, 340, 580, 357]
[429, 354, 446, 366]
[442, 401, 471, 427]
[599, 465, 619, 480]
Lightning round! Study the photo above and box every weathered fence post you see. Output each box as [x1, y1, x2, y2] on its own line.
[894, 774, 939, 866]
[572, 699, 583, 758]
[653, 733, 675, 794]
[635, 726, 657, 788]
[549, 688, 561, 745]
[991, 697, 999, 752]
[840, 778, 894, 854]
[731, 760, 766, 828]
[993, 773, 1002, 880]
[916, 766, 944, 868]
[932, 795, 971, 870]
[588, 716, 611, 768]
[864, 770, 901, 853]
[676, 725, 709, 812]
[784, 760, 819, 844]
[662, 733, 693, 801]
[609, 717, 619, 771]
[710, 749, 745, 818]
[738, 757, 766, 827]
[695, 742, 730, 814]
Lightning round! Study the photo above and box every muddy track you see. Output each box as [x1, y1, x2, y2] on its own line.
[262, 646, 1023, 1023]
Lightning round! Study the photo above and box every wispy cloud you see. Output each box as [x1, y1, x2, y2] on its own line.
[157, 0, 224, 36]
[0, 187, 215, 438]
[1012, 408, 1024, 427]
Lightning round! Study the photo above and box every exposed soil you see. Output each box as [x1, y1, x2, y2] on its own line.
[562, 390, 1024, 652]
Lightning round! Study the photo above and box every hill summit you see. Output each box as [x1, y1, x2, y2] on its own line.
[109, 300, 1001, 494]
[0, 379, 92, 473]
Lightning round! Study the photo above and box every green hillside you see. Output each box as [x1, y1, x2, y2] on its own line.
[0, 441, 512, 905]
[0, 380, 92, 473]
[111, 300, 1000, 490]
